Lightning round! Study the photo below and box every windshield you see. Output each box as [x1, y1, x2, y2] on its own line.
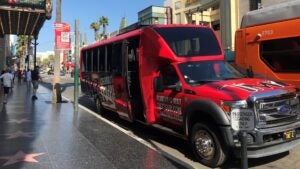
[154, 27, 222, 57]
[178, 61, 245, 85]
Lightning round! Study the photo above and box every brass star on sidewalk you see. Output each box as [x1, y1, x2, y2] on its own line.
[0, 151, 45, 167]
[7, 118, 31, 124]
[6, 131, 34, 139]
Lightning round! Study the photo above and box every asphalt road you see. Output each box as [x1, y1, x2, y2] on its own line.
[40, 74, 300, 169]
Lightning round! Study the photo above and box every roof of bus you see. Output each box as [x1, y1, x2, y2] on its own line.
[81, 29, 141, 51]
[81, 24, 211, 51]
[241, 0, 300, 28]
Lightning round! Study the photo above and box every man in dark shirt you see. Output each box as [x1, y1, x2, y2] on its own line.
[31, 66, 41, 99]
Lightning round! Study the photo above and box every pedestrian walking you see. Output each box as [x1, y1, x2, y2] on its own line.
[0, 69, 13, 104]
[17, 69, 22, 84]
[31, 66, 42, 100]
[26, 69, 32, 90]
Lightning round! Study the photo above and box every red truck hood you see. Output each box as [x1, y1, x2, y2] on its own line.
[192, 78, 295, 100]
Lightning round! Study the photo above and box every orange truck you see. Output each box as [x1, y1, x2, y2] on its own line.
[235, 1, 300, 88]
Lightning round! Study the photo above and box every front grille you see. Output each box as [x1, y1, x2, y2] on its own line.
[254, 93, 299, 128]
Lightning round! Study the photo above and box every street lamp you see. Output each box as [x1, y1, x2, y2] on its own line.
[31, 37, 39, 68]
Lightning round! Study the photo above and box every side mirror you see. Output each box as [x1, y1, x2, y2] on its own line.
[166, 82, 182, 92]
[154, 76, 164, 92]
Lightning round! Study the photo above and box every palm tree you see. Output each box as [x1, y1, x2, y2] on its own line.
[52, 0, 62, 103]
[16, 35, 27, 58]
[17, 35, 33, 70]
[90, 22, 100, 41]
[99, 16, 109, 40]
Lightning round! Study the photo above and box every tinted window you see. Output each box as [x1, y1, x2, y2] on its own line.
[154, 27, 221, 57]
[178, 61, 244, 85]
[260, 37, 300, 73]
[160, 65, 179, 86]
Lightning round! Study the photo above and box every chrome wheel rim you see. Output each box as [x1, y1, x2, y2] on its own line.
[194, 129, 215, 160]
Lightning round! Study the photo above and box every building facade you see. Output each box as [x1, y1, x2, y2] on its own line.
[164, 0, 291, 53]
[0, 35, 11, 71]
[138, 6, 172, 25]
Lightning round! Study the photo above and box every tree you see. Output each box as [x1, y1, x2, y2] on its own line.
[90, 22, 100, 41]
[16, 35, 33, 70]
[16, 35, 27, 58]
[99, 16, 109, 40]
[119, 16, 127, 30]
[52, 0, 62, 103]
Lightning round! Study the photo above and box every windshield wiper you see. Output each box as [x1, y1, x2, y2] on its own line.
[222, 77, 240, 80]
[190, 79, 219, 85]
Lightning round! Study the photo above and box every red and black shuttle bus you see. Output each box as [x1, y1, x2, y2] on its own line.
[80, 24, 300, 167]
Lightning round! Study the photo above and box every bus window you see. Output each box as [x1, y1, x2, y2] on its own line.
[112, 43, 122, 73]
[161, 65, 179, 86]
[127, 36, 140, 71]
[81, 50, 87, 72]
[86, 50, 92, 72]
[92, 48, 98, 71]
[260, 36, 300, 72]
[154, 27, 221, 57]
[106, 44, 112, 72]
[99, 46, 105, 71]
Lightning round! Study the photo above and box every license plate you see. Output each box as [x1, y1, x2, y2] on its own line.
[283, 130, 295, 140]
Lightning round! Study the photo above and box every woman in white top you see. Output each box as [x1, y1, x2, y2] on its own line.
[0, 69, 13, 103]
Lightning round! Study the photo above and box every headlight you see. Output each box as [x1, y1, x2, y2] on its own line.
[221, 100, 248, 114]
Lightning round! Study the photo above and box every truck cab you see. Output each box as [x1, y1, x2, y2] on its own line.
[235, 0, 300, 88]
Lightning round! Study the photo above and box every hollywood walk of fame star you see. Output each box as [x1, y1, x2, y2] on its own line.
[6, 131, 34, 139]
[0, 151, 45, 167]
[7, 118, 31, 124]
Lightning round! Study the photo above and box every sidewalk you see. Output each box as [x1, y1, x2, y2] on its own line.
[0, 82, 191, 169]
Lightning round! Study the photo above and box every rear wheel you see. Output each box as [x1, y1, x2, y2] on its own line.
[190, 122, 227, 168]
[95, 97, 105, 115]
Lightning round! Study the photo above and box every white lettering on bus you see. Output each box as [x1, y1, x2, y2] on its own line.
[156, 95, 182, 122]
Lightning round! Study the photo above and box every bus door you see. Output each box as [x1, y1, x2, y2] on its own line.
[154, 65, 184, 125]
[112, 40, 134, 121]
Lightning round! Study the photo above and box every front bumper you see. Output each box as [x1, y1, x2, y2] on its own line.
[221, 120, 300, 158]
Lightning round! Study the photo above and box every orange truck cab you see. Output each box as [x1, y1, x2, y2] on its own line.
[235, 1, 300, 88]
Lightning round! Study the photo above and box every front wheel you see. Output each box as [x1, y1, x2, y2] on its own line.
[190, 122, 227, 168]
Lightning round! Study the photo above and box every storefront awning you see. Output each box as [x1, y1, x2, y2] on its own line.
[0, 0, 52, 37]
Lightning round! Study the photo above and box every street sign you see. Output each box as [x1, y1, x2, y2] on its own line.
[54, 22, 71, 50]
[231, 109, 255, 131]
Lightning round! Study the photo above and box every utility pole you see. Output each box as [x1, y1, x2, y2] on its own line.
[52, 0, 62, 103]
[74, 20, 80, 112]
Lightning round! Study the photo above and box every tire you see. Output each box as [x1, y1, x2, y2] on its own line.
[95, 97, 105, 115]
[190, 122, 227, 168]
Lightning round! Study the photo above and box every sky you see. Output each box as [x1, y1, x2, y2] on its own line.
[37, 0, 164, 52]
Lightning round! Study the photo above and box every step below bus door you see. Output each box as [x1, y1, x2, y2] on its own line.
[112, 40, 134, 121]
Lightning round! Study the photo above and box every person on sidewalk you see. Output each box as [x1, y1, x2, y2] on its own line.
[31, 66, 42, 100]
[17, 69, 23, 84]
[0, 69, 13, 104]
[26, 69, 32, 90]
